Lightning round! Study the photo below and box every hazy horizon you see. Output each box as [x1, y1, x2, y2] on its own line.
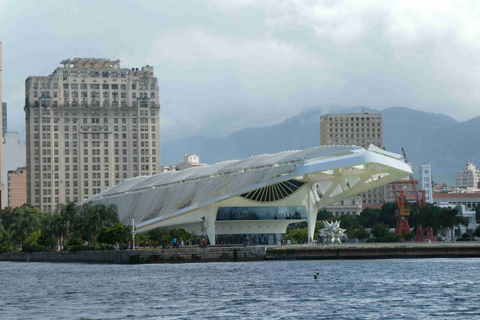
[2, 0, 480, 143]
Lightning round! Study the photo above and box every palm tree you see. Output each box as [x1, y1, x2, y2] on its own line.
[60, 202, 79, 247]
[76, 204, 119, 247]
[439, 206, 461, 241]
[49, 213, 65, 250]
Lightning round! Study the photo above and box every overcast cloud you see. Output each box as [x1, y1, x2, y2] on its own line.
[1, 0, 480, 142]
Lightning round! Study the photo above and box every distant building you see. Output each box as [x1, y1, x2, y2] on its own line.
[436, 204, 477, 239]
[455, 161, 480, 189]
[0, 42, 4, 208]
[320, 110, 384, 212]
[2, 102, 6, 136]
[161, 153, 207, 172]
[419, 163, 433, 203]
[433, 192, 480, 211]
[3, 132, 26, 206]
[384, 179, 418, 203]
[320, 110, 383, 149]
[8, 167, 26, 208]
[325, 195, 362, 217]
[432, 182, 449, 193]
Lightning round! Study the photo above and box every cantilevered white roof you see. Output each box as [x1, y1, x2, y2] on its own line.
[83, 145, 412, 230]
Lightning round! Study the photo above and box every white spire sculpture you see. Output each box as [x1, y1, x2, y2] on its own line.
[320, 220, 346, 245]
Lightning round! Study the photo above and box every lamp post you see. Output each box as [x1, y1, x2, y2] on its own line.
[132, 217, 137, 250]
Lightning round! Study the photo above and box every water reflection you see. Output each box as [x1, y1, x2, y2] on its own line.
[216, 206, 307, 221]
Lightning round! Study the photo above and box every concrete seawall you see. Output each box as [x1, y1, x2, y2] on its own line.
[0, 246, 266, 264]
[2, 244, 480, 264]
[266, 243, 480, 260]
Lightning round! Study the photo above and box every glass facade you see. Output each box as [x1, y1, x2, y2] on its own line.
[216, 233, 282, 245]
[216, 206, 307, 221]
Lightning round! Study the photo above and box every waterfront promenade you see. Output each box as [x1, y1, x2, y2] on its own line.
[267, 242, 480, 260]
[1, 242, 480, 264]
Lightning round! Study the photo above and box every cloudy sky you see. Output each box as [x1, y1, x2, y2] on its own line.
[1, 0, 480, 142]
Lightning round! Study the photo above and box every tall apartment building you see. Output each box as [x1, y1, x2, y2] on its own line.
[320, 110, 384, 205]
[8, 167, 26, 208]
[25, 58, 160, 213]
[0, 42, 4, 208]
[455, 161, 480, 189]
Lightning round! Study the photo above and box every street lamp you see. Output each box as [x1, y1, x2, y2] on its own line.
[132, 217, 137, 250]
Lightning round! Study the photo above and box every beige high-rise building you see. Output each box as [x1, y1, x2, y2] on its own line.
[320, 110, 384, 205]
[25, 58, 160, 213]
[0, 42, 4, 208]
[320, 110, 383, 149]
[8, 167, 26, 208]
[455, 161, 480, 189]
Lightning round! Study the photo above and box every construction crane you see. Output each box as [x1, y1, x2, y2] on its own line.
[400, 148, 433, 241]
[392, 182, 411, 235]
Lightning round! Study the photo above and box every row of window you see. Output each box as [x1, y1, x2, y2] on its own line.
[329, 134, 381, 138]
[327, 117, 381, 122]
[34, 80, 156, 90]
[329, 128, 380, 133]
[32, 164, 157, 172]
[31, 108, 155, 117]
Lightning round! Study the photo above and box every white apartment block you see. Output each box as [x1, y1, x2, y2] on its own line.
[455, 161, 480, 189]
[25, 58, 160, 213]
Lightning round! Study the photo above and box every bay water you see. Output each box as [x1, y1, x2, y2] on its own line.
[1, 258, 479, 319]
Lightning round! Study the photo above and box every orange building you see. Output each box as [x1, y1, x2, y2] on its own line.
[8, 167, 26, 208]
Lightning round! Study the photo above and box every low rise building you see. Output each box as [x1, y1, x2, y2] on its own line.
[3, 132, 26, 206]
[325, 195, 362, 217]
[8, 167, 27, 208]
[433, 192, 480, 211]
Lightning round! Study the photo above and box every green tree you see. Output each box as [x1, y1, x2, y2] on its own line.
[147, 227, 171, 247]
[317, 209, 334, 221]
[379, 202, 398, 228]
[0, 232, 13, 253]
[474, 225, 480, 238]
[475, 206, 480, 223]
[438, 206, 460, 241]
[76, 204, 119, 246]
[355, 226, 370, 242]
[7, 204, 46, 251]
[371, 222, 389, 240]
[413, 203, 441, 234]
[358, 208, 381, 228]
[97, 223, 131, 245]
[286, 227, 308, 244]
[22, 230, 41, 253]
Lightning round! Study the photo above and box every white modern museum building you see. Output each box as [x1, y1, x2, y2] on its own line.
[83, 145, 412, 245]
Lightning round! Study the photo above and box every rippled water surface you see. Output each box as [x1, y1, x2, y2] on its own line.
[1, 259, 480, 319]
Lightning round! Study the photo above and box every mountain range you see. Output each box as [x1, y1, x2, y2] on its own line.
[161, 106, 479, 186]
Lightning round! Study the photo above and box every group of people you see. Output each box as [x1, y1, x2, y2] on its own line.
[172, 238, 185, 248]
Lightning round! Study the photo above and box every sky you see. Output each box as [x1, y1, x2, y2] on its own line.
[1, 0, 480, 143]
